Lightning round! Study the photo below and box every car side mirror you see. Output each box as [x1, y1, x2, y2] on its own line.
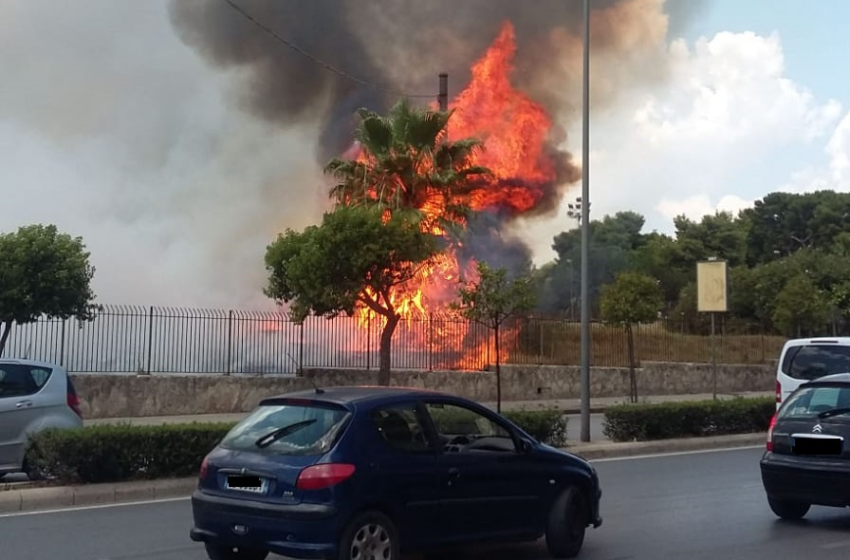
[519, 438, 534, 454]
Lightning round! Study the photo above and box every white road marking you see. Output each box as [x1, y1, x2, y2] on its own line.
[0, 496, 190, 518]
[590, 445, 763, 463]
[821, 539, 850, 549]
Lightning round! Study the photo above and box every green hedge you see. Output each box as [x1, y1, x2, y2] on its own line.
[26, 410, 568, 484]
[602, 397, 775, 442]
[26, 422, 233, 484]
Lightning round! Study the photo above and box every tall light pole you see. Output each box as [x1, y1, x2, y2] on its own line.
[579, 0, 592, 443]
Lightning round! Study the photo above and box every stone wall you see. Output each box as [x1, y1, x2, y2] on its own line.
[70, 361, 775, 419]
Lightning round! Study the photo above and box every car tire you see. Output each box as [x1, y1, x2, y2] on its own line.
[767, 496, 810, 520]
[22, 457, 46, 482]
[545, 486, 587, 559]
[203, 543, 268, 560]
[336, 510, 400, 560]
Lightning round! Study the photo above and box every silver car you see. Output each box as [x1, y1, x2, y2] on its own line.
[0, 359, 84, 479]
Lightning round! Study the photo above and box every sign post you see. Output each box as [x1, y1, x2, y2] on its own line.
[696, 258, 729, 400]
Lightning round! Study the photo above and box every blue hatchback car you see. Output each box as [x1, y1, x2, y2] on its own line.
[189, 386, 603, 560]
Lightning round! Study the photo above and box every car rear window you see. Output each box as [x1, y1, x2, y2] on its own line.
[219, 402, 351, 456]
[0, 364, 53, 398]
[780, 344, 850, 380]
[778, 385, 850, 420]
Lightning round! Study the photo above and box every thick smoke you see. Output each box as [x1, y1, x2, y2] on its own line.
[168, 0, 698, 277]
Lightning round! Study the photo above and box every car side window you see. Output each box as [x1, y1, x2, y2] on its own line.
[29, 368, 51, 389]
[425, 402, 517, 454]
[371, 403, 432, 453]
[0, 367, 39, 398]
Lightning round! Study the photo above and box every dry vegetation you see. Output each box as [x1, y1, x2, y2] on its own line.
[507, 320, 788, 367]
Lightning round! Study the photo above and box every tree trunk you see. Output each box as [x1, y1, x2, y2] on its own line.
[378, 314, 400, 387]
[626, 324, 638, 403]
[494, 322, 502, 414]
[0, 321, 11, 357]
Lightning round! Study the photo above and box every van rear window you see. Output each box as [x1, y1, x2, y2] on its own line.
[781, 345, 850, 380]
[219, 402, 350, 456]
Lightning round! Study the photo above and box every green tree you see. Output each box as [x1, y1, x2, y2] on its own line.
[264, 204, 441, 386]
[324, 98, 490, 238]
[772, 274, 831, 337]
[599, 272, 663, 403]
[451, 262, 536, 412]
[0, 224, 98, 356]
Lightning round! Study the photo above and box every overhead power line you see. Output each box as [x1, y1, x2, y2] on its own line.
[222, 0, 436, 99]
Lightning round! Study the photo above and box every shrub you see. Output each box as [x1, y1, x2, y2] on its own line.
[602, 396, 775, 442]
[25, 422, 234, 484]
[26, 410, 568, 484]
[504, 410, 568, 448]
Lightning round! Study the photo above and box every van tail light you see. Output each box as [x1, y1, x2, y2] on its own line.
[296, 463, 356, 491]
[776, 380, 782, 404]
[766, 412, 778, 452]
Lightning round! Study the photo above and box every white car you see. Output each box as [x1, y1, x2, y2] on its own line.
[0, 359, 84, 479]
[775, 337, 850, 408]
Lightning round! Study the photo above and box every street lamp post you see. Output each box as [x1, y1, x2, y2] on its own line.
[579, 0, 592, 443]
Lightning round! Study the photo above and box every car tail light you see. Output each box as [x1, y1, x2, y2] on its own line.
[199, 455, 210, 480]
[67, 391, 83, 419]
[766, 412, 777, 452]
[296, 463, 356, 491]
[776, 380, 782, 404]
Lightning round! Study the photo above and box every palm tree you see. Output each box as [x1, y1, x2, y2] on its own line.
[325, 98, 491, 237]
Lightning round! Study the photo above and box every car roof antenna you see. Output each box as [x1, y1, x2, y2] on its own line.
[308, 377, 325, 394]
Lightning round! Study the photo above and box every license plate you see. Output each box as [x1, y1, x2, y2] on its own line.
[225, 475, 267, 493]
[792, 435, 843, 455]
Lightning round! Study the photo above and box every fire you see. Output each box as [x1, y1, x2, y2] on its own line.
[347, 21, 560, 369]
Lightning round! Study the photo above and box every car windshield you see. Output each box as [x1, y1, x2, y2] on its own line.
[219, 402, 351, 456]
[778, 385, 850, 420]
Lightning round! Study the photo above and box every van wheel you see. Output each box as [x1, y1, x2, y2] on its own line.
[545, 486, 587, 558]
[203, 543, 268, 560]
[336, 510, 400, 560]
[22, 457, 47, 481]
[767, 496, 810, 520]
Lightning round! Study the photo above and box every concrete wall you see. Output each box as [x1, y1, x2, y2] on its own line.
[70, 361, 775, 419]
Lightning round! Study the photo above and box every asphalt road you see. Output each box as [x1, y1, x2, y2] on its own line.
[8, 446, 850, 560]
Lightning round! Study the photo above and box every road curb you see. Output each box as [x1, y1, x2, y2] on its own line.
[0, 433, 766, 514]
[564, 432, 765, 460]
[0, 477, 197, 514]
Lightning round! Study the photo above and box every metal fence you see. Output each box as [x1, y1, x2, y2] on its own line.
[0, 304, 790, 374]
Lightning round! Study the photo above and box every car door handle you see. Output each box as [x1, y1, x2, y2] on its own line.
[16, 400, 33, 409]
[446, 468, 461, 486]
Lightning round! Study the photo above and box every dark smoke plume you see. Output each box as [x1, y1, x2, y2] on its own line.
[168, 0, 697, 274]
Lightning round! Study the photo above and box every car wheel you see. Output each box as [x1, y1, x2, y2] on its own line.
[767, 496, 810, 520]
[545, 486, 588, 559]
[22, 457, 47, 482]
[203, 543, 268, 560]
[337, 510, 400, 560]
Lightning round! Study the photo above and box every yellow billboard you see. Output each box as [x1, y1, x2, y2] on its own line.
[697, 260, 728, 313]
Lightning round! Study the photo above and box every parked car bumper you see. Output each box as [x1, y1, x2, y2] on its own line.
[189, 489, 340, 559]
[761, 453, 850, 507]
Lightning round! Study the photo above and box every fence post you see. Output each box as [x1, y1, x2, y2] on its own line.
[59, 319, 67, 367]
[146, 306, 154, 375]
[428, 313, 434, 372]
[298, 320, 305, 376]
[226, 310, 233, 376]
[539, 318, 544, 361]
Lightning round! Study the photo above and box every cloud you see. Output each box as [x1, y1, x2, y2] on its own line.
[523, 26, 843, 256]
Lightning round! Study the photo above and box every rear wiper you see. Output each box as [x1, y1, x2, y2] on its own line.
[818, 408, 850, 419]
[255, 419, 317, 448]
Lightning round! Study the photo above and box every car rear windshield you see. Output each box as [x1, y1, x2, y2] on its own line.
[780, 344, 850, 380]
[219, 402, 351, 456]
[778, 385, 850, 420]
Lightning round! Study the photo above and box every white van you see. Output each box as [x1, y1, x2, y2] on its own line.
[776, 337, 850, 408]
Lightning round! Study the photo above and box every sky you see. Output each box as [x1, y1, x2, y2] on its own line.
[1, 0, 848, 309]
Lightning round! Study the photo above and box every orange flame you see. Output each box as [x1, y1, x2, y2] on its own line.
[346, 21, 558, 369]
